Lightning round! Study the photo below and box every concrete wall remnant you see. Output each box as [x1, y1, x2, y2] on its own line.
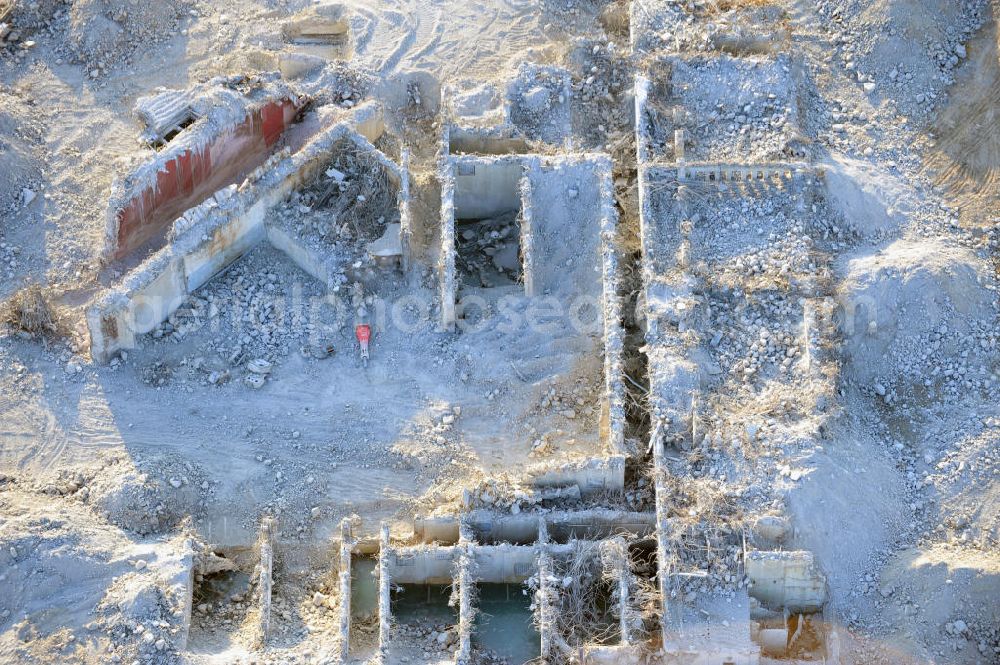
[253, 517, 276, 649]
[376, 523, 392, 665]
[413, 509, 657, 546]
[337, 519, 353, 661]
[452, 156, 522, 220]
[105, 75, 309, 264]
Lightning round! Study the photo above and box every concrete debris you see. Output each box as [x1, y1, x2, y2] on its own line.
[282, 3, 350, 43]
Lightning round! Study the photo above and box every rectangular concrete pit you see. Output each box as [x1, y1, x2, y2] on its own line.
[376, 521, 652, 664]
[452, 157, 524, 291]
[434, 146, 627, 478]
[746, 551, 827, 613]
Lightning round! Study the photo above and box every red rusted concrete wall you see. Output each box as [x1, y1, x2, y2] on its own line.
[111, 98, 302, 262]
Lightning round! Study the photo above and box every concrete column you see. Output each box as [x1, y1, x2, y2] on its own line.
[254, 517, 276, 650]
[337, 519, 353, 662]
[376, 523, 392, 664]
[536, 522, 556, 664]
[455, 520, 475, 664]
[604, 538, 633, 647]
[519, 171, 536, 298]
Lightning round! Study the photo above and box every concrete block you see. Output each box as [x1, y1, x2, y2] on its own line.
[746, 551, 827, 612]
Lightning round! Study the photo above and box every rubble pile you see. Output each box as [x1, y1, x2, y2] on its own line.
[143, 245, 337, 381]
[2, 0, 189, 73]
[293, 140, 398, 245]
[455, 211, 521, 288]
[95, 578, 186, 665]
[705, 290, 804, 386]
[394, 622, 458, 662]
[305, 61, 376, 109]
[646, 54, 799, 163]
[569, 38, 633, 147]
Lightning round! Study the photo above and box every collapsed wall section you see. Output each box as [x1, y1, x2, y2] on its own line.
[105, 76, 310, 264]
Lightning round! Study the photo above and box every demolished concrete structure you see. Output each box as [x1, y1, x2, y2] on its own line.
[70, 7, 847, 661]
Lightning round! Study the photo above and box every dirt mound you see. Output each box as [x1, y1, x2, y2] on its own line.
[66, 0, 187, 67]
[89, 459, 205, 536]
[822, 153, 916, 241]
[0, 490, 192, 664]
[837, 238, 999, 405]
[879, 545, 1000, 662]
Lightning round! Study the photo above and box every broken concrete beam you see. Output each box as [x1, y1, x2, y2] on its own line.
[526, 456, 625, 496]
[376, 523, 392, 665]
[454, 520, 475, 664]
[254, 517, 276, 649]
[281, 3, 349, 42]
[366, 223, 403, 268]
[413, 509, 657, 545]
[133, 89, 193, 143]
[337, 519, 353, 662]
[746, 550, 827, 613]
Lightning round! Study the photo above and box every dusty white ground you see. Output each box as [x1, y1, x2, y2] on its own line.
[0, 0, 998, 663]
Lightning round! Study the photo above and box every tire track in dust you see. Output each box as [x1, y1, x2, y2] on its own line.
[346, 0, 546, 79]
[0, 383, 125, 473]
